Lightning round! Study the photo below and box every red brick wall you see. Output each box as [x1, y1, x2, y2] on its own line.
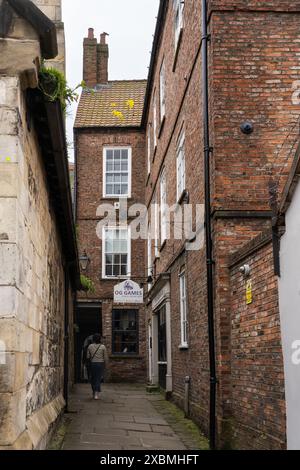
[228, 236, 286, 449]
[144, 0, 211, 435]
[102, 301, 146, 383]
[210, 9, 300, 211]
[209, 1, 300, 12]
[83, 36, 97, 88]
[144, 0, 297, 448]
[208, 4, 300, 447]
[76, 128, 147, 382]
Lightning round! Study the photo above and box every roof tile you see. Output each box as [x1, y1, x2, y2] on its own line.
[74, 80, 147, 128]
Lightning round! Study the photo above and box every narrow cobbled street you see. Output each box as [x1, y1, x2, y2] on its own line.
[52, 384, 208, 451]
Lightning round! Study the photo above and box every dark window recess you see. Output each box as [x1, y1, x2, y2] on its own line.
[159, 364, 167, 390]
[158, 305, 167, 362]
[112, 309, 138, 355]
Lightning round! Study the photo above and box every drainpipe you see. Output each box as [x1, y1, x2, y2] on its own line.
[64, 266, 70, 413]
[202, 0, 217, 450]
[184, 376, 191, 418]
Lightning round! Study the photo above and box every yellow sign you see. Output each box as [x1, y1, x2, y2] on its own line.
[246, 280, 252, 305]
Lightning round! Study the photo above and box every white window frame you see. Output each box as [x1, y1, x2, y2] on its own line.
[103, 146, 132, 198]
[102, 226, 131, 279]
[147, 223, 152, 291]
[153, 91, 157, 149]
[160, 169, 167, 245]
[176, 130, 185, 201]
[179, 270, 188, 348]
[154, 198, 160, 259]
[174, 0, 184, 48]
[159, 60, 166, 122]
[147, 126, 151, 175]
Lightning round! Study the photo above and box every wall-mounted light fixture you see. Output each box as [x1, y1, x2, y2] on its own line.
[239, 264, 251, 277]
[240, 121, 254, 135]
[79, 250, 90, 271]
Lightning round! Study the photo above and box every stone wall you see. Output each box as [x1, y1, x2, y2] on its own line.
[0, 3, 69, 450]
[0, 76, 67, 451]
[31, 0, 65, 73]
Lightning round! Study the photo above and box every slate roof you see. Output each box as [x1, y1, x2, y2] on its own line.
[74, 80, 147, 128]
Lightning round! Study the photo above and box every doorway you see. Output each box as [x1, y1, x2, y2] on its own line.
[75, 303, 102, 383]
[158, 305, 167, 390]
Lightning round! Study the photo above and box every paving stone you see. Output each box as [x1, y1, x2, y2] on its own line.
[80, 433, 141, 447]
[53, 384, 208, 451]
[128, 430, 181, 441]
[112, 415, 135, 423]
[135, 417, 169, 426]
[150, 425, 176, 434]
[110, 422, 152, 432]
[92, 427, 128, 437]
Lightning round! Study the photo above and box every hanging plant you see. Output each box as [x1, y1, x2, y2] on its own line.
[38, 66, 85, 112]
[80, 274, 96, 294]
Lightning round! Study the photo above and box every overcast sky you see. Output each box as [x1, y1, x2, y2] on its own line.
[62, 0, 160, 158]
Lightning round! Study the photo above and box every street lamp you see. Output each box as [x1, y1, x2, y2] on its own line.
[79, 250, 90, 271]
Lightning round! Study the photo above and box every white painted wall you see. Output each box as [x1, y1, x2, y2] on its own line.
[278, 179, 300, 450]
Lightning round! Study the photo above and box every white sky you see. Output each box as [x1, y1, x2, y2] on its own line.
[62, 0, 160, 158]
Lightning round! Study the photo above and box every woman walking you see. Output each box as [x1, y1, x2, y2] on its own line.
[87, 334, 108, 400]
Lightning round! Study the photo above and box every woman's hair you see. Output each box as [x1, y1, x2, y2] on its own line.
[93, 333, 102, 344]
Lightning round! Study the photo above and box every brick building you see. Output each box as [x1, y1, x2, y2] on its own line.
[143, 0, 300, 449]
[74, 30, 147, 383]
[0, 0, 79, 449]
[74, 0, 300, 449]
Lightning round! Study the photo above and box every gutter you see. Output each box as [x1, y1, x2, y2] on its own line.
[28, 89, 81, 289]
[141, 0, 168, 128]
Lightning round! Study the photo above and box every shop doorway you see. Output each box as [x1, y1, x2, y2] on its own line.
[75, 303, 102, 383]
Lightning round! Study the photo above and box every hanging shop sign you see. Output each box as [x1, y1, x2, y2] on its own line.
[114, 280, 144, 304]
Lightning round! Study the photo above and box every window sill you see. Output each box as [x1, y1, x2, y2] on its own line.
[179, 344, 189, 350]
[158, 116, 166, 139]
[101, 196, 132, 201]
[172, 29, 183, 73]
[160, 239, 167, 252]
[177, 189, 189, 205]
[109, 354, 143, 360]
[152, 145, 157, 162]
[102, 276, 129, 281]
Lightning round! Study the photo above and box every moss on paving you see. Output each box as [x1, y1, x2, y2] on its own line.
[48, 417, 72, 450]
[151, 395, 209, 450]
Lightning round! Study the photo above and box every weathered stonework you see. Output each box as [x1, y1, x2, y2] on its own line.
[0, 0, 74, 450]
[31, 0, 65, 74]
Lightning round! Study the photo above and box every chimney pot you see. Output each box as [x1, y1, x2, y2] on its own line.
[100, 32, 109, 45]
[88, 28, 94, 39]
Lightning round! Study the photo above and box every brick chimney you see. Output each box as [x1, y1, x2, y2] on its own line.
[97, 33, 109, 84]
[83, 29, 109, 88]
[83, 28, 97, 88]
